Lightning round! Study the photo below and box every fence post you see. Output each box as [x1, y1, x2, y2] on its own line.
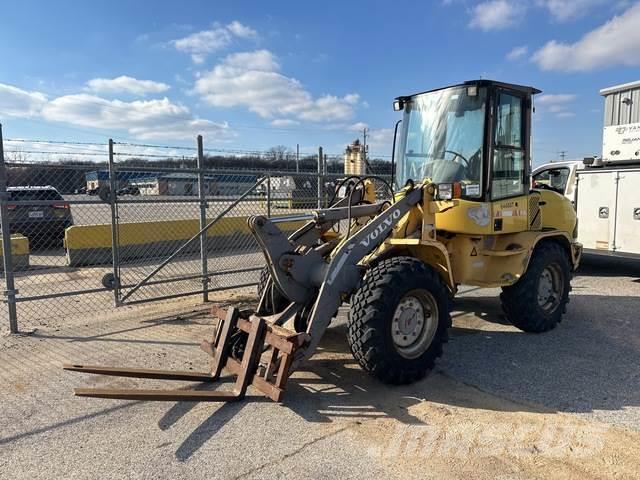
[266, 174, 271, 218]
[317, 146, 323, 209]
[0, 124, 18, 333]
[323, 153, 328, 207]
[107, 139, 121, 307]
[197, 135, 209, 303]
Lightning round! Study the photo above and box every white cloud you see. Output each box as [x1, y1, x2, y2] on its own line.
[348, 122, 368, 132]
[346, 123, 393, 153]
[367, 128, 394, 153]
[222, 49, 279, 71]
[42, 94, 231, 140]
[536, 93, 577, 118]
[469, 0, 522, 31]
[0, 82, 232, 141]
[172, 21, 257, 63]
[4, 138, 200, 162]
[536, 0, 607, 21]
[532, 3, 640, 71]
[506, 45, 528, 61]
[536, 94, 577, 105]
[193, 49, 359, 123]
[270, 119, 299, 127]
[86, 76, 170, 96]
[226, 21, 257, 39]
[0, 83, 47, 118]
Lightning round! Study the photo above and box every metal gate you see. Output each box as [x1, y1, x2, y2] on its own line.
[0, 124, 347, 333]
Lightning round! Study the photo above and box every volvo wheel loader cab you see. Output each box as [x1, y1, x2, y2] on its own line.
[65, 80, 582, 403]
[345, 80, 582, 383]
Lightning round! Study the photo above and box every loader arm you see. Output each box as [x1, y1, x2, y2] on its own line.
[296, 185, 423, 364]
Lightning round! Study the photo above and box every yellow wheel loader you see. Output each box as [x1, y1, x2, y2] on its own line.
[65, 80, 582, 402]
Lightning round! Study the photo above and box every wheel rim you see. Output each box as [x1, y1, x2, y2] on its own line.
[391, 289, 439, 359]
[537, 264, 564, 313]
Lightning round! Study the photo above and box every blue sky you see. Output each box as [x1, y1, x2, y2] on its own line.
[1, 0, 639, 165]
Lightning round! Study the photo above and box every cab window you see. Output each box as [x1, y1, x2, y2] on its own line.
[491, 93, 525, 200]
[532, 167, 570, 194]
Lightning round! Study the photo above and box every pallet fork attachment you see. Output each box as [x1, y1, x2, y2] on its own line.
[63, 306, 308, 402]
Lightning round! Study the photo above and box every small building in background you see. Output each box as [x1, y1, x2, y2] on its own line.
[85, 170, 157, 191]
[85, 171, 110, 191]
[129, 172, 259, 196]
[344, 139, 366, 176]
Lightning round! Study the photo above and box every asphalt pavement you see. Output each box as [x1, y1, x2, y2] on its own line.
[0, 254, 639, 479]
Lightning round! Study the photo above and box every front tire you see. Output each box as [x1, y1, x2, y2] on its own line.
[347, 257, 451, 385]
[500, 242, 571, 333]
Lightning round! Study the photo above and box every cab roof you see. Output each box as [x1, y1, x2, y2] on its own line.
[395, 79, 542, 102]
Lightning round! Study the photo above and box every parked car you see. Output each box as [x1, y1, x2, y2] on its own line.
[87, 187, 100, 196]
[5, 186, 74, 247]
[116, 185, 140, 196]
[74, 186, 87, 194]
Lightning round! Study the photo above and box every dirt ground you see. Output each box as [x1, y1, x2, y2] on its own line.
[1, 256, 639, 479]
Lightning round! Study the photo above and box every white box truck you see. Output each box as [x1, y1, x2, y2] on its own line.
[533, 80, 640, 258]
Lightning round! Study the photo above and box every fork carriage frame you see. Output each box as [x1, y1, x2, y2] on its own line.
[63, 306, 308, 402]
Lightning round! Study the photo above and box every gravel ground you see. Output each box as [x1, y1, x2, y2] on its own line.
[0, 254, 639, 479]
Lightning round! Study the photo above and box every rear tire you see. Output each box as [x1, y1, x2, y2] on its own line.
[500, 242, 571, 333]
[347, 257, 451, 385]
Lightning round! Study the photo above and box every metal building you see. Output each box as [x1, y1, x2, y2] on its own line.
[85, 170, 155, 190]
[600, 80, 640, 163]
[130, 172, 258, 196]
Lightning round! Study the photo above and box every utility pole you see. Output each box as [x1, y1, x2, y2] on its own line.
[362, 127, 369, 174]
[296, 143, 299, 173]
[558, 150, 567, 161]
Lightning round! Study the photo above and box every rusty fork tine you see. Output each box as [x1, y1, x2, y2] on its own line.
[64, 306, 305, 403]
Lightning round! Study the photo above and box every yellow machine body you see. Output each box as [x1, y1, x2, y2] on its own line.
[366, 185, 581, 291]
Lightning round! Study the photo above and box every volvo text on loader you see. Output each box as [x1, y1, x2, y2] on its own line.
[65, 80, 582, 402]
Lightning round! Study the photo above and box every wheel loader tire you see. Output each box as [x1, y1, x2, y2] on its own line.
[500, 242, 571, 333]
[347, 256, 451, 385]
[257, 266, 288, 314]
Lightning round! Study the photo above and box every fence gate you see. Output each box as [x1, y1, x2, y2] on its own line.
[111, 165, 269, 306]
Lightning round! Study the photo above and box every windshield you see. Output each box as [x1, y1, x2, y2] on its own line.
[396, 86, 486, 197]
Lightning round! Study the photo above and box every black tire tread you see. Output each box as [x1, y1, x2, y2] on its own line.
[500, 241, 572, 333]
[347, 256, 451, 385]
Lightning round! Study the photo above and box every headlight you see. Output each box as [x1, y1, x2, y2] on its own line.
[436, 183, 453, 200]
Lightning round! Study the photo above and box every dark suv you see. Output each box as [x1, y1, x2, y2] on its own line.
[6, 186, 74, 247]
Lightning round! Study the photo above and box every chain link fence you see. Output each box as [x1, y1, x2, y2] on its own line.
[0, 127, 392, 333]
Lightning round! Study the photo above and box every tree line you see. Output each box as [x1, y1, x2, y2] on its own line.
[5, 145, 391, 194]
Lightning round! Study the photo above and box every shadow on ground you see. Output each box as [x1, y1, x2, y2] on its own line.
[577, 254, 640, 279]
[166, 283, 639, 460]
